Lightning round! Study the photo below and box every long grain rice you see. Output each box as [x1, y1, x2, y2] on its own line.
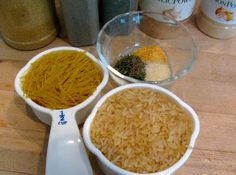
[90, 88, 193, 173]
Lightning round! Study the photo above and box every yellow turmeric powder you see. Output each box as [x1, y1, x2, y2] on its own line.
[133, 45, 167, 64]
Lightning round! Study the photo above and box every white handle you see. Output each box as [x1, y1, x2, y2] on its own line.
[46, 110, 93, 175]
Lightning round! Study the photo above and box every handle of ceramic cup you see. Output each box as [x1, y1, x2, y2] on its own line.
[46, 110, 93, 175]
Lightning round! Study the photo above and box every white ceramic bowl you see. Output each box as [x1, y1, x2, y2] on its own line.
[15, 47, 109, 175]
[83, 83, 200, 175]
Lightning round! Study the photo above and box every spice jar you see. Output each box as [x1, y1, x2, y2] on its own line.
[139, 0, 196, 21]
[0, 0, 58, 50]
[99, 0, 137, 26]
[196, 0, 236, 39]
[60, 0, 99, 46]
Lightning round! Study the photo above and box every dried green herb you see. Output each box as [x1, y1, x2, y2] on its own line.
[114, 54, 146, 80]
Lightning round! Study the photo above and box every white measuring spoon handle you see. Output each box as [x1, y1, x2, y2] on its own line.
[46, 110, 93, 175]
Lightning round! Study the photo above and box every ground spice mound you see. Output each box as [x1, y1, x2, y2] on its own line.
[133, 45, 167, 64]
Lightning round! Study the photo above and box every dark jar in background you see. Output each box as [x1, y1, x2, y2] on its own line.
[0, 0, 58, 51]
[60, 0, 100, 46]
[99, 0, 137, 26]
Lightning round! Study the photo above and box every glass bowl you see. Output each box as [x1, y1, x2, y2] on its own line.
[96, 11, 197, 88]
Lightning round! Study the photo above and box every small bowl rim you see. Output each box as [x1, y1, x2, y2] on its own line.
[83, 83, 200, 175]
[96, 11, 198, 86]
[14, 46, 109, 113]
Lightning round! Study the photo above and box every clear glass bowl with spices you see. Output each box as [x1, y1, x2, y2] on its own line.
[97, 11, 197, 88]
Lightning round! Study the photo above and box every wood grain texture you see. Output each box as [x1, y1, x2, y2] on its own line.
[0, 1, 236, 174]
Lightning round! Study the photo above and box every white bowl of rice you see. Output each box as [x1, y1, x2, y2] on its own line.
[83, 83, 200, 175]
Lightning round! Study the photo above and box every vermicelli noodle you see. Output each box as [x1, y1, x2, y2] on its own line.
[21, 50, 102, 109]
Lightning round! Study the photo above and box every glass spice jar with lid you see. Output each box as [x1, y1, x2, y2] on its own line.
[0, 0, 58, 50]
[196, 0, 236, 39]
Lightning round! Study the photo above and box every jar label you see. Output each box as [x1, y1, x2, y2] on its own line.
[140, 0, 196, 21]
[201, 0, 236, 25]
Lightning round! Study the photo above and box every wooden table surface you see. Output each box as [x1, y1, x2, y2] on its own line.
[0, 11, 236, 175]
